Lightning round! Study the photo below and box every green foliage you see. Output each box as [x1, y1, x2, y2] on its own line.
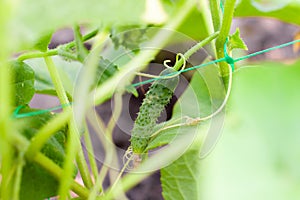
[96, 57, 119, 86]
[9, 61, 35, 106]
[18, 107, 67, 200]
[110, 25, 149, 53]
[161, 146, 201, 200]
[228, 28, 248, 51]
[2, 0, 300, 199]
[131, 68, 179, 154]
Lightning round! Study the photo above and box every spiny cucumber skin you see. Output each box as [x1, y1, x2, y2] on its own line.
[131, 68, 179, 154]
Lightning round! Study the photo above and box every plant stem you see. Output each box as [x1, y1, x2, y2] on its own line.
[198, 0, 216, 54]
[185, 31, 219, 59]
[76, 145, 93, 188]
[215, 0, 236, 77]
[86, 113, 107, 198]
[173, 31, 219, 71]
[88, 92, 126, 200]
[44, 56, 81, 199]
[83, 123, 99, 182]
[209, 0, 221, 32]
[17, 50, 58, 61]
[17, 29, 99, 62]
[11, 153, 25, 200]
[66, 28, 99, 49]
[44, 56, 70, 105]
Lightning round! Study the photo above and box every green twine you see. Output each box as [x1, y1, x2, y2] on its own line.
[13, 103, 72, 119]
[13, 38, 300, 118]
[11, 0, 300, 119]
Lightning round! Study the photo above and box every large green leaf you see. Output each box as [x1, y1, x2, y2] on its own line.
[161, 145, 202, 200]
[235, 0, 300, 25]
[200, 61, 300, 200]
[17, 107, 67, 200]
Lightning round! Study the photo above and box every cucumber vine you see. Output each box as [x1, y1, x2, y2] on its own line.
[1, 0, 298, 199]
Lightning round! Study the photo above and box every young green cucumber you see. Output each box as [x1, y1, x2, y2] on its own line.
[130, 68, 179, 154]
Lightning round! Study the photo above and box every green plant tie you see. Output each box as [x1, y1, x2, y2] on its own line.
[224, 38, 235, 71]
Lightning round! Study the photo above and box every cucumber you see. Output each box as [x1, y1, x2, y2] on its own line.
[130, 68, 179, 154]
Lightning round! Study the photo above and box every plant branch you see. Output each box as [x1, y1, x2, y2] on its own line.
[17, 29, 98, 62]
[44, 56, 70, 105]
[76, 145, 94, 189]
[173, 31, 219, 71]
[215, 0, 236, 77]
[209, 0, 221, 31]
[44, 56, 80, 200]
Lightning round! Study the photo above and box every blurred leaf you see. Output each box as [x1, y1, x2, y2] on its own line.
[18, 107, 67, 200]
[235, 0, 300, 25]
[161, 146, 202, 200]
[96, 56, 119, 86]
[9, 61, 35, 106]
[200, 61, 300, 200]
[25, 56, 82, 98]
[177, 8, 210, 41]
[110, 25, 149, 53]
[9, 0, 146, 50]
[228, 28, 248, 51]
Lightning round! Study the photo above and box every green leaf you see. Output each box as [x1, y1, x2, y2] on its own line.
[9, 0, 146, 50]
[9, 61, 35, 106]
[17, 107, 67, 200]
[96, 56, 119, 86]
[95, 56, 138, 96]
[235, 0, 300, 25]
[228, 28, 248, 51]
[25, 56, 82, 98]
[110, 25, 149, 53]
[33, 32, 53, 52]
[199, 61, 300, 199]
[161, 145, 202, 200]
